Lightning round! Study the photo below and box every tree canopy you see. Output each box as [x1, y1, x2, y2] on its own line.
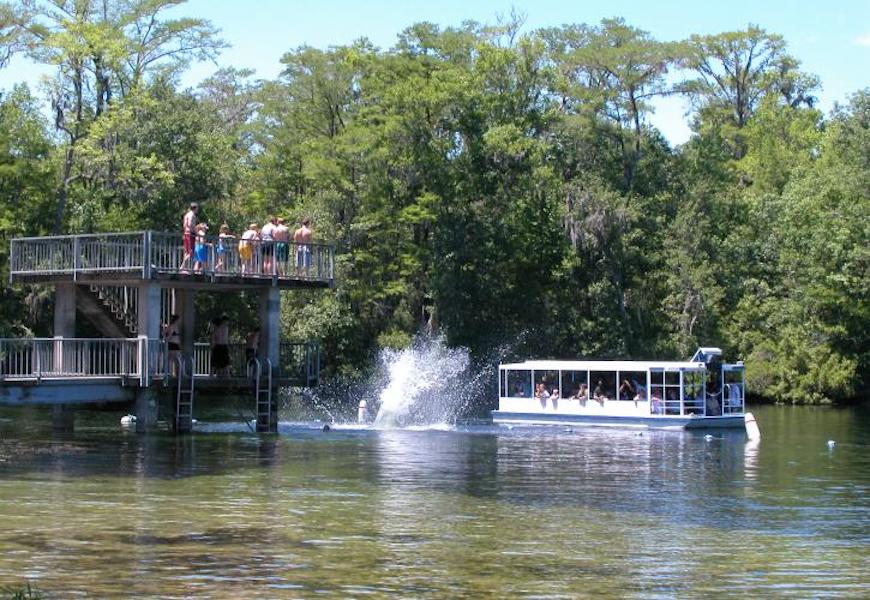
[0, 5, 866, 404]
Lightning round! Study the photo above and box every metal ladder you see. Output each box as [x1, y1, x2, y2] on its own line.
[174, 355, 195, 433]
[250, 358, 274, 432]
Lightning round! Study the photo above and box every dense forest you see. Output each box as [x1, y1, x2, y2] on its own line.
[0, 1, 866, 404]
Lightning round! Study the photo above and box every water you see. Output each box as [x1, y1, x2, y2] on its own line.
[373, 337, 472, 427]
[0, 404, 867, 598]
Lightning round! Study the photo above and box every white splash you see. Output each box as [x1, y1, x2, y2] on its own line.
[373, 337, 471, 428]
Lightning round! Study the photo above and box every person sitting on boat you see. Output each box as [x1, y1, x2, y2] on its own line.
[632, 378, 647, 401]
[535, 383, 550, 409]
[593, 380, 608, 404]
[618, 378, 635, 401]
[650, 391, 663, 415]
[550, 387, 561, 410]
[572, 383, 588, 404]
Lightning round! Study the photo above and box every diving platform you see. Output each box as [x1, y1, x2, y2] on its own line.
[9, 231, 334, 289]
[3, 230, 334, 433]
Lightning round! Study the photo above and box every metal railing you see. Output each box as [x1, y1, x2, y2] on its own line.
[0, 338, 320, 385]
[0, 338, 140, 381]
[10, 231, 334, 285]
[149, 232, 333, 282]
[191, 341, 319, 382]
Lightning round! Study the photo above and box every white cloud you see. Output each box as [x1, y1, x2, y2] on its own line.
[855, 33, 870, 47]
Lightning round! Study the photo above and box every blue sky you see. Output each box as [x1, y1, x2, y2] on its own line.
[1, 0, 868, 144]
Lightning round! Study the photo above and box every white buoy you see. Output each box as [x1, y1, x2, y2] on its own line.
[744, 412, 761, 441]
[357, 399, 368, 424]
[120, 414, 137, 427]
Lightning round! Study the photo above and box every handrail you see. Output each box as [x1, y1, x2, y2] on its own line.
[0, 337, 320, 384]
[10, 230, 335, 285]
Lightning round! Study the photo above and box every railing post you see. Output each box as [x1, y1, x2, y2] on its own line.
[72, 236, 80, 281]
[139, 335, 149, 387]
[142, 231, 152, 279]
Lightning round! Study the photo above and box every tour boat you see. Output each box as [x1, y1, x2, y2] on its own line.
[492, 347, 745, 429]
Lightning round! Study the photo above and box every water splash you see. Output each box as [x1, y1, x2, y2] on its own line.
[373, 337, 472, 428]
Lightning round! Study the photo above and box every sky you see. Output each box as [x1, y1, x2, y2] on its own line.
[1, 0, 868, 145]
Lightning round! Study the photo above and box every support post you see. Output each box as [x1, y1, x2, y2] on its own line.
[54, 282, 76, 375]
[52, 404, 75, 433]
[258, 287, 280, 371]
[177, 289, 196, 358]
[258, 287, 280, 432]
[54, 282, 76, 337]
[135, 282, 161, 431]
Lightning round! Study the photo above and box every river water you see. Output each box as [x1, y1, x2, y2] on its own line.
[0, 404, 867, 598]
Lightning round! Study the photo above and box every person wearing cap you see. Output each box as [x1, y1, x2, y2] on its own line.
[239, 223, 259, 275]
[180, 202, 199, 272]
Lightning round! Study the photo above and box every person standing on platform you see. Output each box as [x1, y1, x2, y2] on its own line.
[215, 224, 233, 273]
[211, 315, 231, 377]
[293, 217, 313, 276]
[260, 216, 277, 275]
[193, 223, 209, 273]
[245, 327, 260, 377]
[274, 218, 290, 276]
[239, 223, 258, 275]
[180, 202, 198, 272]
[163, 314, 182, 375]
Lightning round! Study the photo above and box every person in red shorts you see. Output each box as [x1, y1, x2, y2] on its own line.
[179, 202, 198, 272]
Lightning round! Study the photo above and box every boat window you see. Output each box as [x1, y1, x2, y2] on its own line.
[723, 367, 744, 414]
[683, 370, 704, 415]
[651, 369, 681, 414]
[590, 371, 616, 402]
[534, 370, 560, 397]
[506, 369, 532, 398]
[618, 371, 647, 401]
[561, 370, 588, 400]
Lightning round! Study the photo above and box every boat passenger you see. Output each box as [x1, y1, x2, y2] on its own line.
[593, 379, 608, 404]
[572, 383, 588, 404]
[618, 378, 635, 401]
[535, 383, 550, 409]
[550, 388, 561, 410]
[650, 393, 663, 415]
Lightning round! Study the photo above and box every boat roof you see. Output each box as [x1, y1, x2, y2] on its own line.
[500, 359, 706, 371]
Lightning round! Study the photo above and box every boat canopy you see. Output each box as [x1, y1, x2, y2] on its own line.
[500, 359, 705, 371]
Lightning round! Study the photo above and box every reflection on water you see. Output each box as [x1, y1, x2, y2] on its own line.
[0, 404, 867, 597]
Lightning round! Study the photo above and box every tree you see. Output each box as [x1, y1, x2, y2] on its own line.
[16, 0, 225, 231]
[681, 25, 819, 158]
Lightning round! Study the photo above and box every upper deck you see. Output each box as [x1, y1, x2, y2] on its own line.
[9, 231, 334, 290]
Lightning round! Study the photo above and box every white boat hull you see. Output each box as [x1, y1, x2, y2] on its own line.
[491, 410, 745, 429]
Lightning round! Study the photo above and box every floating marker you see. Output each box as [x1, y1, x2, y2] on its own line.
[744, 412, 761, 441]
